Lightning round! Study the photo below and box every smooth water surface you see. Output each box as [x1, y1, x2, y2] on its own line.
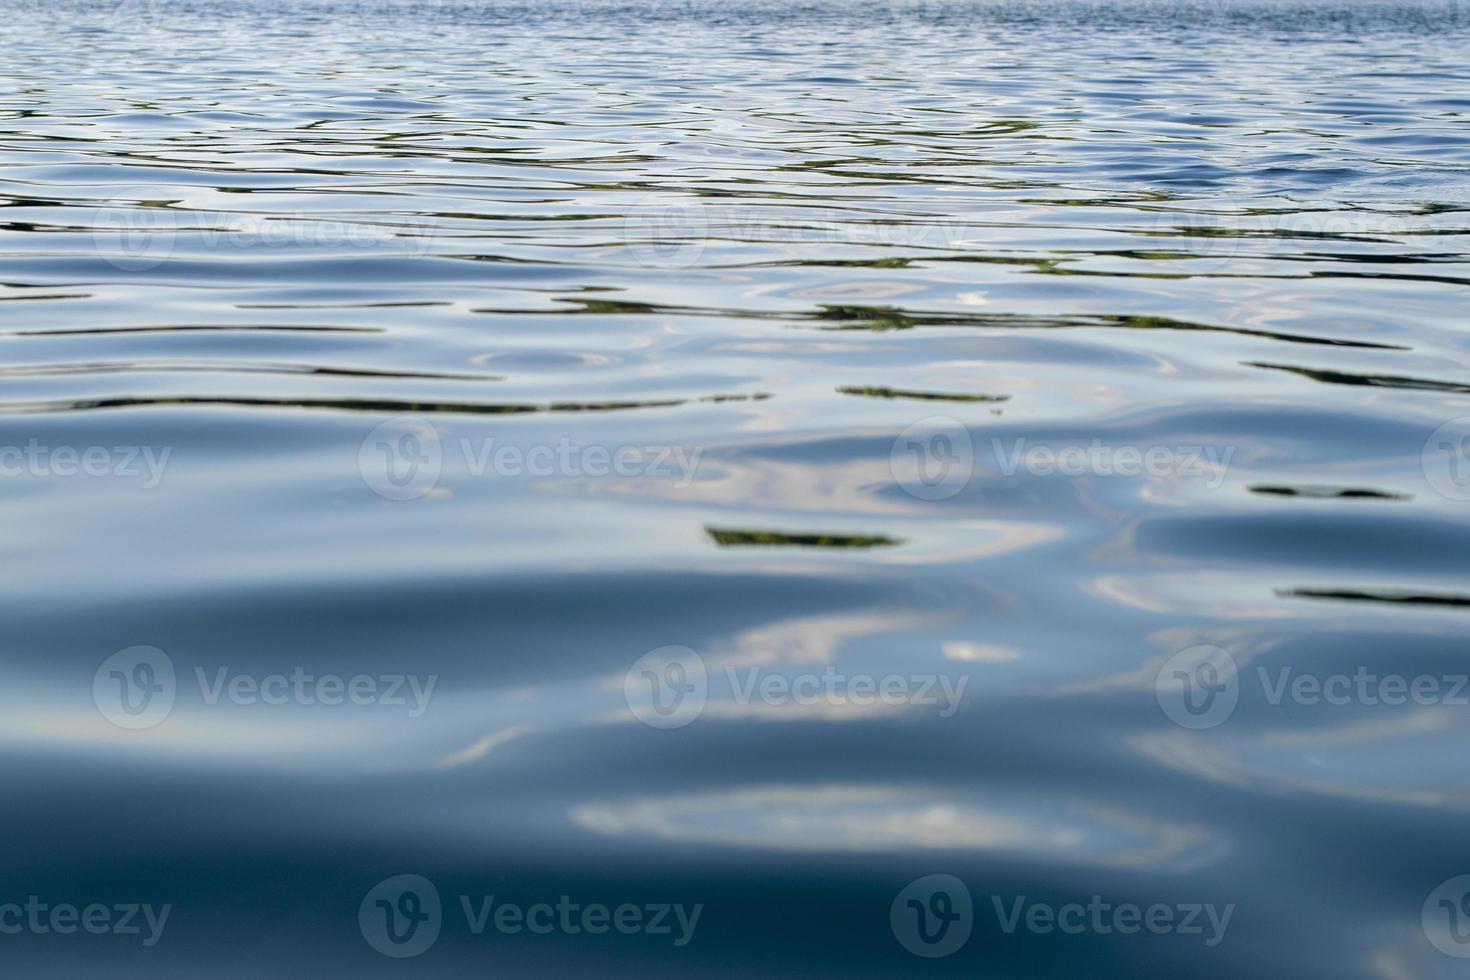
[2, 1, 1469, 975]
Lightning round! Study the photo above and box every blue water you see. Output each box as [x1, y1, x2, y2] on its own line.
[2, 1, 1470, 976]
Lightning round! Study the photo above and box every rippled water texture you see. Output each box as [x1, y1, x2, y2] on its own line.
[3, 1, 1470, 976]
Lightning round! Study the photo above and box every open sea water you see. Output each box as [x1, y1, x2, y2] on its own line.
[2, 0, 1469, 975]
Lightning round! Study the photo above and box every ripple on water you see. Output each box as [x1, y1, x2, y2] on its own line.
[1, 1, 1468, 977]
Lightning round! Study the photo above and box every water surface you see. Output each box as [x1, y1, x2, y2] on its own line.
[2, 1, 1469, 976]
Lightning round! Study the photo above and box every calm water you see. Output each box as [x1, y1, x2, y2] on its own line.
[3, 0, 1470, 975]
